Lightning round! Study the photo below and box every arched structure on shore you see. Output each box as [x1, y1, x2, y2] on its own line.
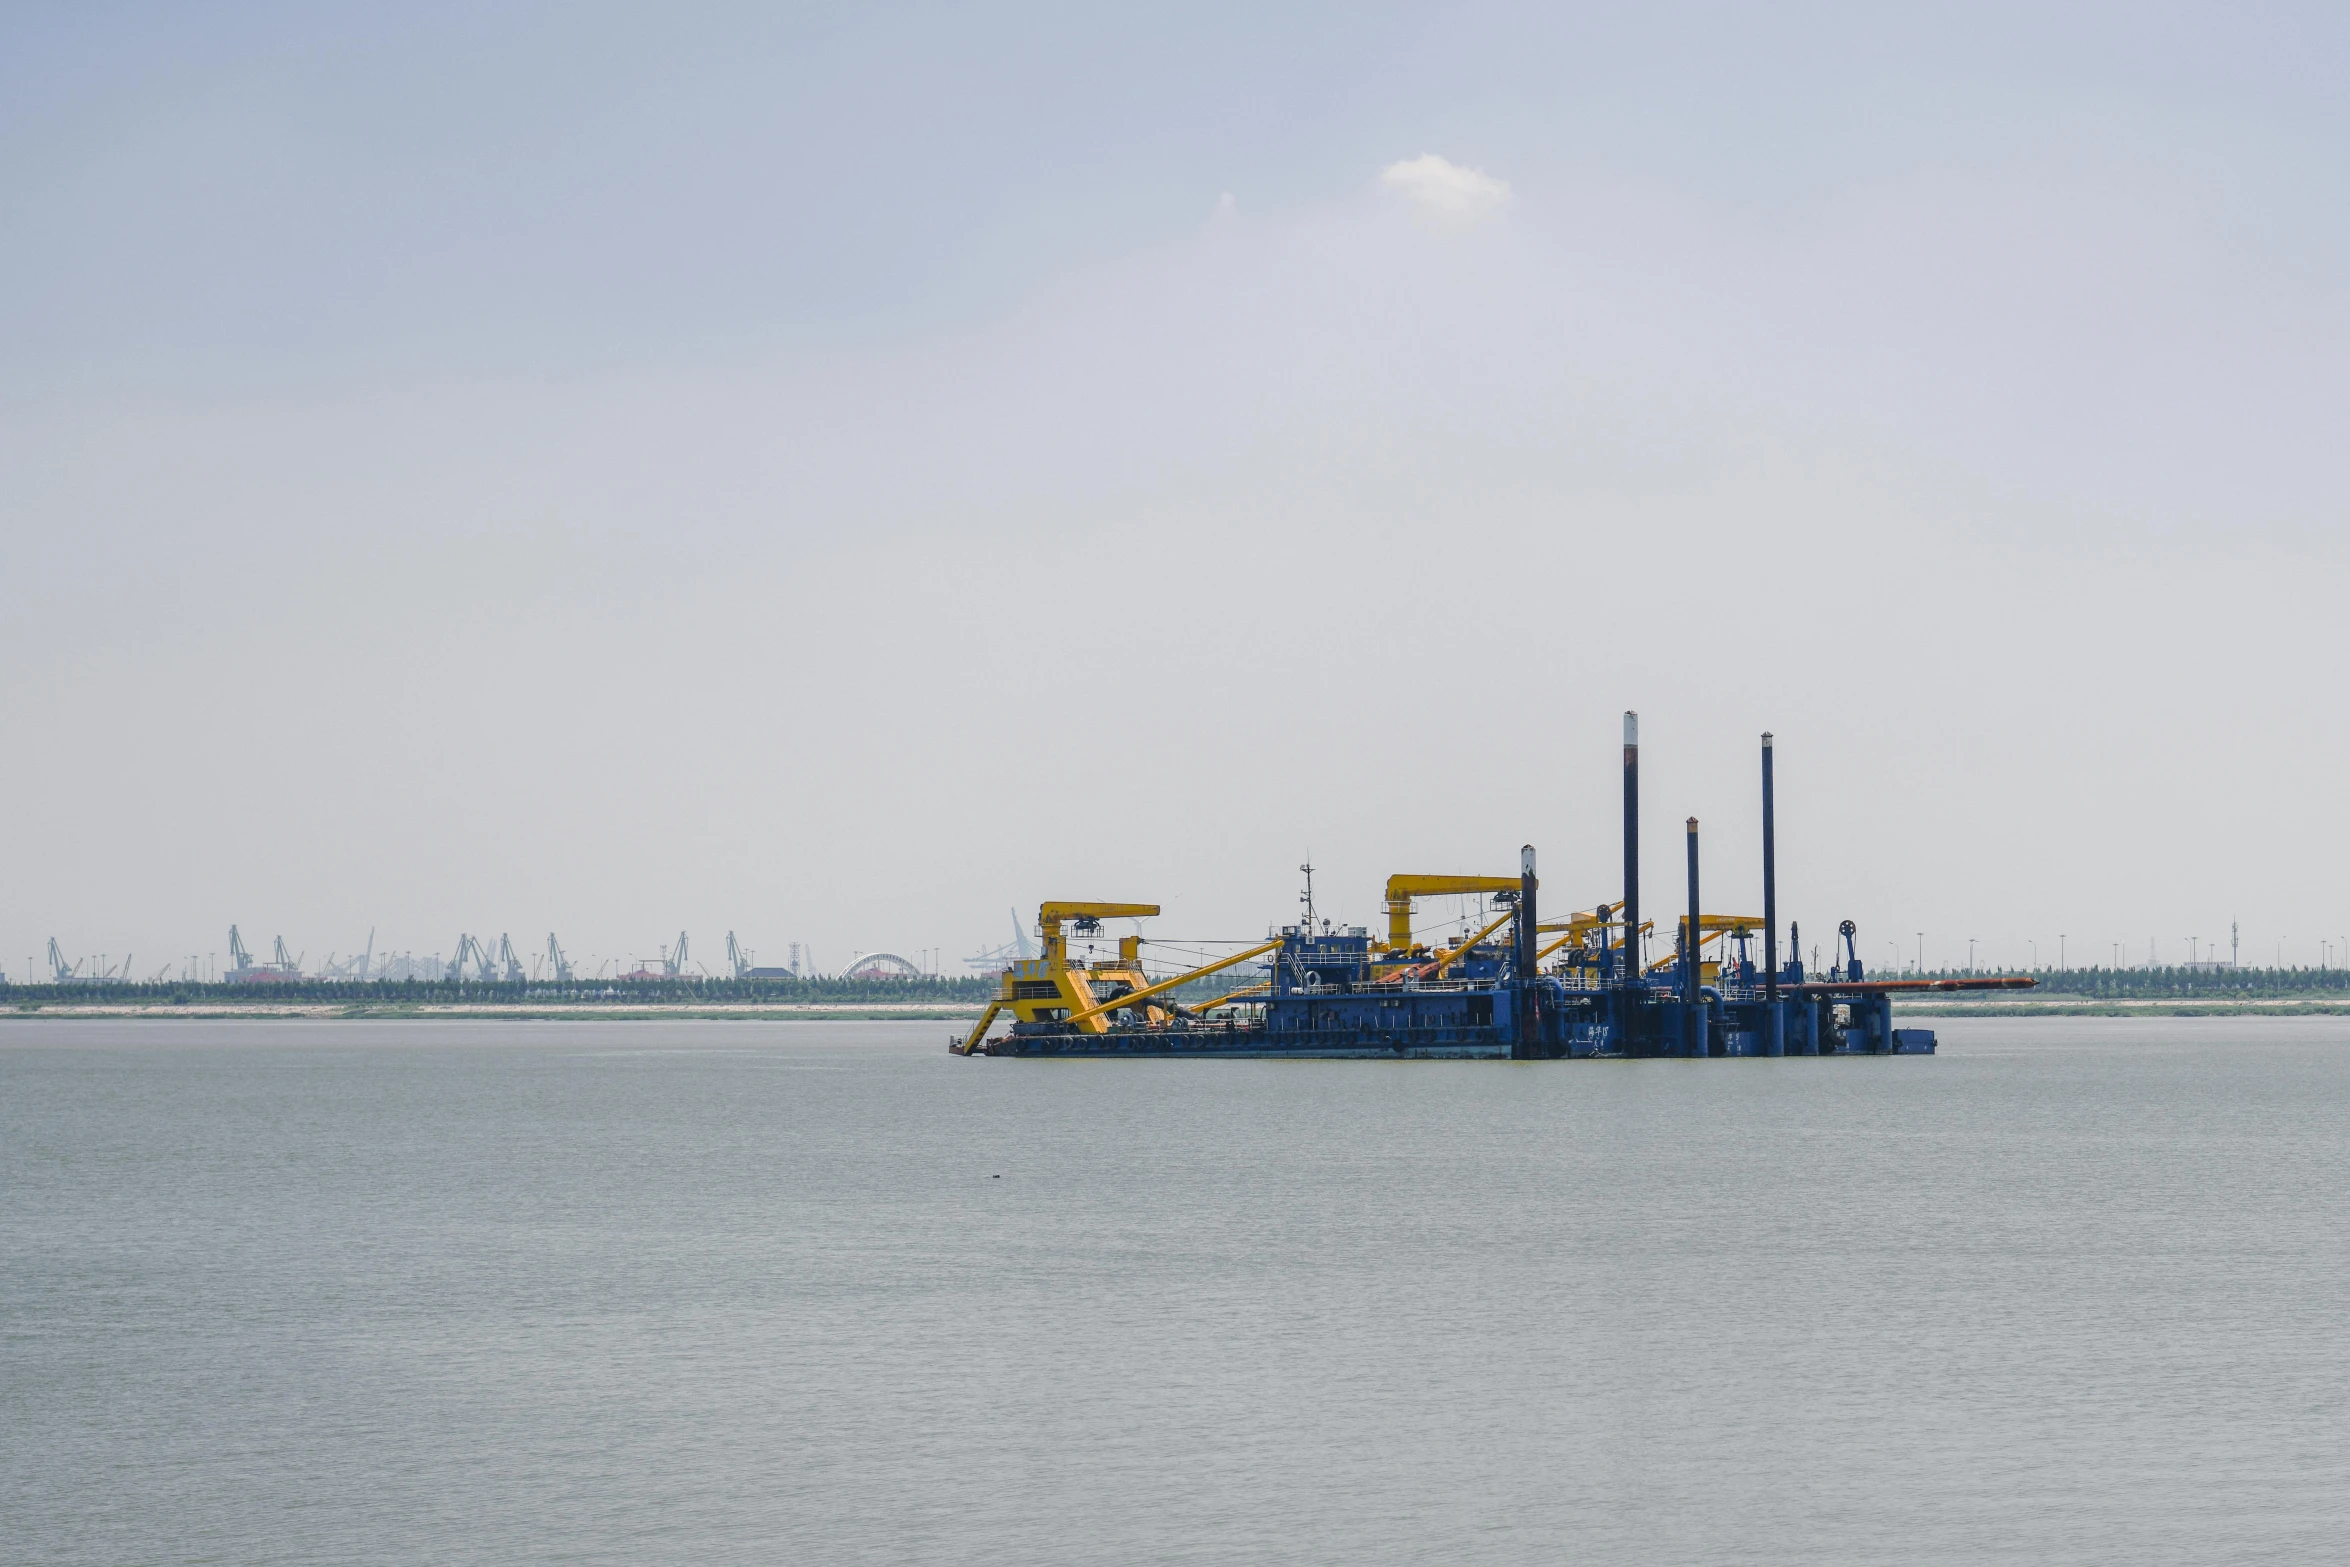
[843, 951, 924, 980]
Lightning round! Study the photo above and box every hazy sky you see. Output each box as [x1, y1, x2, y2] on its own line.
[8, 2, 2349, 980]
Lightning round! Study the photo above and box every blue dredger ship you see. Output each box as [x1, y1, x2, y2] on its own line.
[953, 716, 2030, 1059]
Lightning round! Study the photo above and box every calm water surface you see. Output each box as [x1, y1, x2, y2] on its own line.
[5, 1016, 2347, 1564]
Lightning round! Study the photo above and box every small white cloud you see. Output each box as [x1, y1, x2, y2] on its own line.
[1379, 154, 1511, 221]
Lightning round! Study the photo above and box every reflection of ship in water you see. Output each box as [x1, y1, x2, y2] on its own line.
[963, 908, 1035, 974]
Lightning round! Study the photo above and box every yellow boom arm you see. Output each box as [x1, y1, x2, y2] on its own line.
[1064, 937, 1284, 1027]
[1036, 902, 1160, 966]
[1039, 901, 1160, 923]
[1376, 909, 1517, 985]
[1435, 911, 1517, 977]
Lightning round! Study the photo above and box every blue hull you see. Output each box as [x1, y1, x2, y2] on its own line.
[979, 1015, 1936, 1059]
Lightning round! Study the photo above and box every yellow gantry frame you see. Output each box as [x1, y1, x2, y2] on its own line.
[955, 900, 1160, 1054]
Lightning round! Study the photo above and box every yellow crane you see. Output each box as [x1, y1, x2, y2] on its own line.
[1380, 874, 1522, 951]
[956, 901, 1278, 1054]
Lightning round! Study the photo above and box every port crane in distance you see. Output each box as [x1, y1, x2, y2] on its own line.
[447, 933, 504, 983]
[223, 925, 299, 984]
[962, 908, 1036, 974]
[318, 929, 378, 982]
[41, 938, 129, 983]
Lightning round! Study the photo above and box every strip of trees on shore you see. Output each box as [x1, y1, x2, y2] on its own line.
[1907, 966, 2348, 998]
[2, 974, 1000, 1005]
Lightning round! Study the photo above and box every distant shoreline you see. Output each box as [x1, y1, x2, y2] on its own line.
[2, 1002, 988, 1021]
[1864, 999, 2350, 1018]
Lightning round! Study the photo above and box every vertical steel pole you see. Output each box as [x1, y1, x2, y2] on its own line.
[1517, 844, 1539, 1058]
[1762, 732, 1783, 1055]
[1517, 846, 1538, 981]
[1621, 711, 1641, 1055]
[1622, 711, 1640, 980]
[1685, 816, 1702, 1056]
